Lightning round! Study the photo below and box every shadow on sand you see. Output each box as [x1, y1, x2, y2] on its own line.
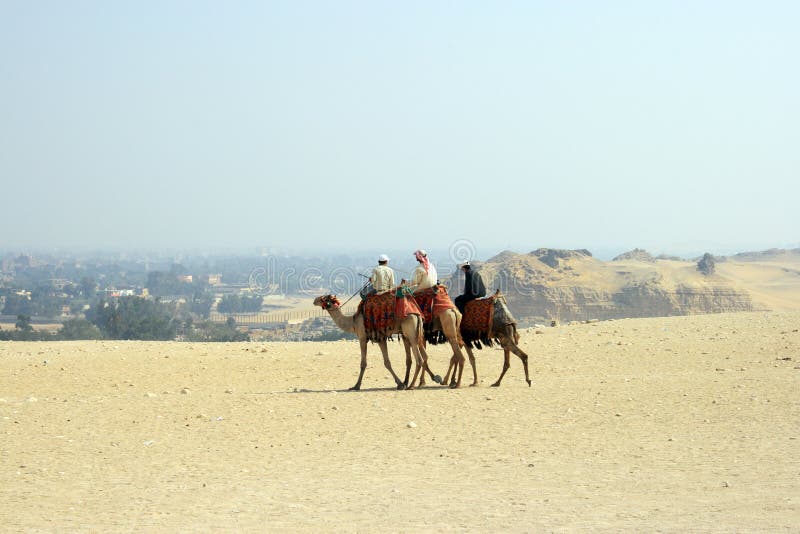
[248, 384, 450, 395]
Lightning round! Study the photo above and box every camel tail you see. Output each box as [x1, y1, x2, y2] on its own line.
[508, 323, 520, 344]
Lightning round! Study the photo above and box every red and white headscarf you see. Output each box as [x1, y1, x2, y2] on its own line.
[414, 249, 430, 272]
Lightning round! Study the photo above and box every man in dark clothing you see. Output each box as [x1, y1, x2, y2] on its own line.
[454, 262, 486, 314]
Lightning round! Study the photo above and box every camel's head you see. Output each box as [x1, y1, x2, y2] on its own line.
[314, 294, 341, 310]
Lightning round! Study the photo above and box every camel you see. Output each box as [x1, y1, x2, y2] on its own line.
[442, 292, 532, 388]
[313, 295, 441, 391]
[408, 304, 471, 389]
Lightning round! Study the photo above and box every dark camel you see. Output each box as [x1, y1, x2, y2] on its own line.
[442, 292, 532, 388]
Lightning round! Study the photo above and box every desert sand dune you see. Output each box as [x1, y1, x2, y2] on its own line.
[1, 311, 798, 532]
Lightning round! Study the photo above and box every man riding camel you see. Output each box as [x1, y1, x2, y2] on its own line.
[407, 249, 438, 294]
[361, 254, 395, 298]
[454, 261, 486, 313]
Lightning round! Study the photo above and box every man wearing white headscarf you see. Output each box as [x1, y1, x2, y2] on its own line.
[407, 249, 438, 293]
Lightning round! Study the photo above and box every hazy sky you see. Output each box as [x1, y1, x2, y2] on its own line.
[1, 1, 797, 258]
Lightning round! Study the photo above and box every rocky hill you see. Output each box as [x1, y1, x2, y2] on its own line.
[447, 248, 800, 325]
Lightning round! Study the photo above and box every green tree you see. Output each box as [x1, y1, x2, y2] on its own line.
[697, 253, 716, 276]
[186, 320, 250, 342]
[3, 293, 33, 316]
[58, 318, 103, 340]
[217, 294, 263, 314]
[188, 293, 214, 318]
[87, 297, 177, 340]
[79, 277, 97, 298]
[15, 314, 33, 332]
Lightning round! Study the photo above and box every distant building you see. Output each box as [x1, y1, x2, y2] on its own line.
[177, 274, 193, 284]
[104, 288, 137, 298]
[48, 278, 71, 290]
[206, 274, 223, 286]
[15, 255, 32, 269]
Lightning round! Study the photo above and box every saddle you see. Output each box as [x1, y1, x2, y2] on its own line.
[360, 288, 421, 343]
[461, 294, 498, 348]
[412, 285, 457, 345]
[460, 291, 518, 349]
[413, 285, 456, 324]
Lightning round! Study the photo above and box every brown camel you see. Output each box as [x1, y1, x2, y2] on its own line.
[442, 292, 532, 388]
[407, 305, 470, 389]
[313, 295, 440, 391]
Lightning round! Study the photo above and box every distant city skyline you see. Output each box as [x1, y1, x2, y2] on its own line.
[1, 2, 797, 255]
[2, 241, 798, 264]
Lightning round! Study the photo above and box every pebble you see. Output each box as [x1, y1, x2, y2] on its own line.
[407, 422, 417, 428]
[180, 388, 191, 395]
[144, 393, 157, 398]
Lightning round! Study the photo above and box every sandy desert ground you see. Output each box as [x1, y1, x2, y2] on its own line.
[1, 311, 799, 532]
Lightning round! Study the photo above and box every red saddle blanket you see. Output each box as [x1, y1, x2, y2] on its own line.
[413, 285, 456, 324]
[361, 290, 420, 341]
[363, 292, 395, 337]
[462, 296, 496, 335]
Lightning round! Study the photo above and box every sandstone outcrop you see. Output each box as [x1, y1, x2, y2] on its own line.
[449, 249, 757, 325]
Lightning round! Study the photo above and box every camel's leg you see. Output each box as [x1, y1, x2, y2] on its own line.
[415, 340, 430, 388]
[442, 354, 457, 387]
[441, 317, 468, 388]
[464, 345, 478, 386]
[508, 341, 532, 387]
[493, 333, 531, 387]
[452, 351, 465, 388]
[404, 325, 424, 390]
[402, 317, 438, 389]
[491, 347, 512, 388]
[410, 343, 441, 387]
[402, 337, 413, 388]
[378, 340, 405, 390]
[407, 345, 423, 390]
[418, 343, 442, 385]
[350, 337, 369, 391]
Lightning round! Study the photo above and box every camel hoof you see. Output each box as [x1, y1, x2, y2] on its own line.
[490, 382, 501, 387]
[527, 380, 532, 387]
[469, 382, 479, 387]
[396, 382, 406, 390]
[449, 382, 459, 389]
[349, 385, 361, 391]
[432, 375, 443, 385]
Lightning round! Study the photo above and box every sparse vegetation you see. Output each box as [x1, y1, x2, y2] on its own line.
[697, 253, 716, 276]
[86, 297, 178, 341]
[216, 294, 263, 314]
